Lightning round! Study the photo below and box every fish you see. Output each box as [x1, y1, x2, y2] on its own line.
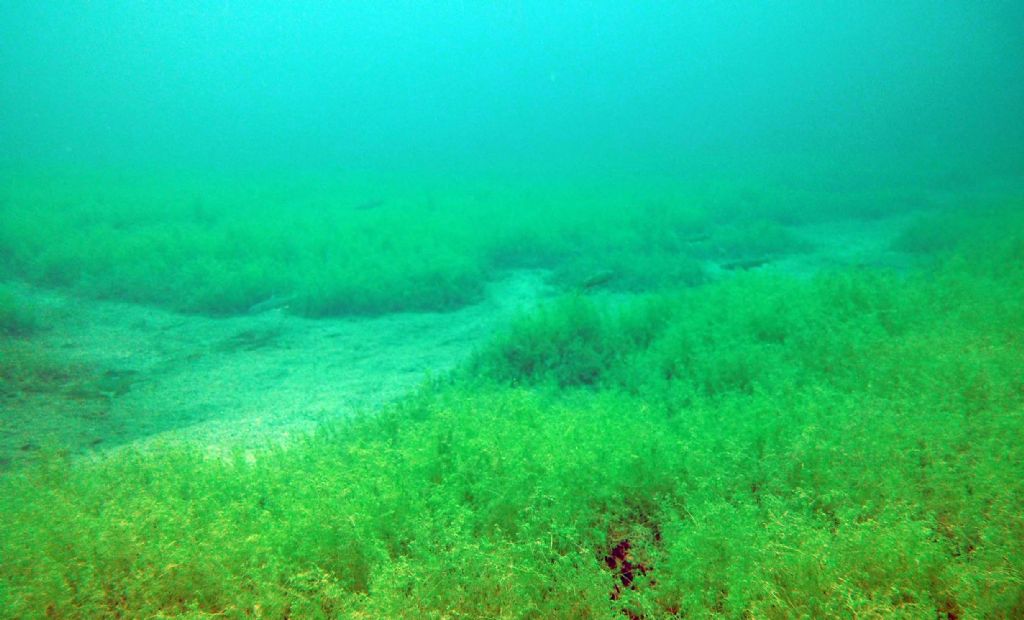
[247, 293, 297, 314]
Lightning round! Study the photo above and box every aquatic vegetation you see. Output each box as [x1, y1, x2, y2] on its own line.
[0, 170, 930, 319]
[893, 202, 1024, 257]
[0, 284, 38, 337]
[0, 286, 70, 404]
[0, 341, 78, 398]
[2, 0, 1021, 614]
[0, 172, 495, 316]
[688, 220, 812, 264]
[549, 248, 707, 293]
[1, 228, 1021, 617]
[471, 295, 613, 387]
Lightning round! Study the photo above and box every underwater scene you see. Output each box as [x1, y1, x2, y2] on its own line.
[1, 2, 1022, 618]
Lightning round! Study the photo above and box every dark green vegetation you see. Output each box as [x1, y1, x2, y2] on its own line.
[0, 283, 39, 337]
[0, 169, 955, 317]
[0, 284, 80, 399]
[1, 191, 1022, 617]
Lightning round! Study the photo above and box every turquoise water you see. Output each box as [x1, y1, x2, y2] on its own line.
[2, 2, 1021, 182]
[1, 3, 1022, 618]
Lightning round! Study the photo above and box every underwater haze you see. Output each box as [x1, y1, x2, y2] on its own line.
[1, 2, 1023, 618]
[2, 1, 1022, 180]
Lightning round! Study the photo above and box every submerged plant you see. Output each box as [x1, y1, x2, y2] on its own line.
[0, 194, 1022, 618]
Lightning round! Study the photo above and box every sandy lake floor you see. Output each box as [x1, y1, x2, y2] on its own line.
[1, 209, 924, 467]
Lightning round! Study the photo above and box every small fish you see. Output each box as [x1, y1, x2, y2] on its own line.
[579, 270, 617, 290]
[719, 256, 773, 271]
[248, 293, 296, 314]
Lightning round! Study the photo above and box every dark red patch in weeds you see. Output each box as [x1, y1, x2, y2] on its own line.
[604, 539, 651, 604]
[603, 516, 670, 617]
[938, 598, 962, 620]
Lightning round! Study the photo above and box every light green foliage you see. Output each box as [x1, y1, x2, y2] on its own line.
[0, 170, 854, 316]
[0, 172, 496, 316]
[0, 172, 684, 316]
[5, 168, 972, 316]
[1, 213, 1022, 617]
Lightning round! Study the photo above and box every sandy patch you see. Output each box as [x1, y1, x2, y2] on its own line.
[1, 208, 928, 466]
[2, 270, 554, 463]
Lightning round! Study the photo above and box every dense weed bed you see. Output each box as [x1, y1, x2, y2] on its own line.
[0, 168, 970, 317]
[1, 208, 1021, 617]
